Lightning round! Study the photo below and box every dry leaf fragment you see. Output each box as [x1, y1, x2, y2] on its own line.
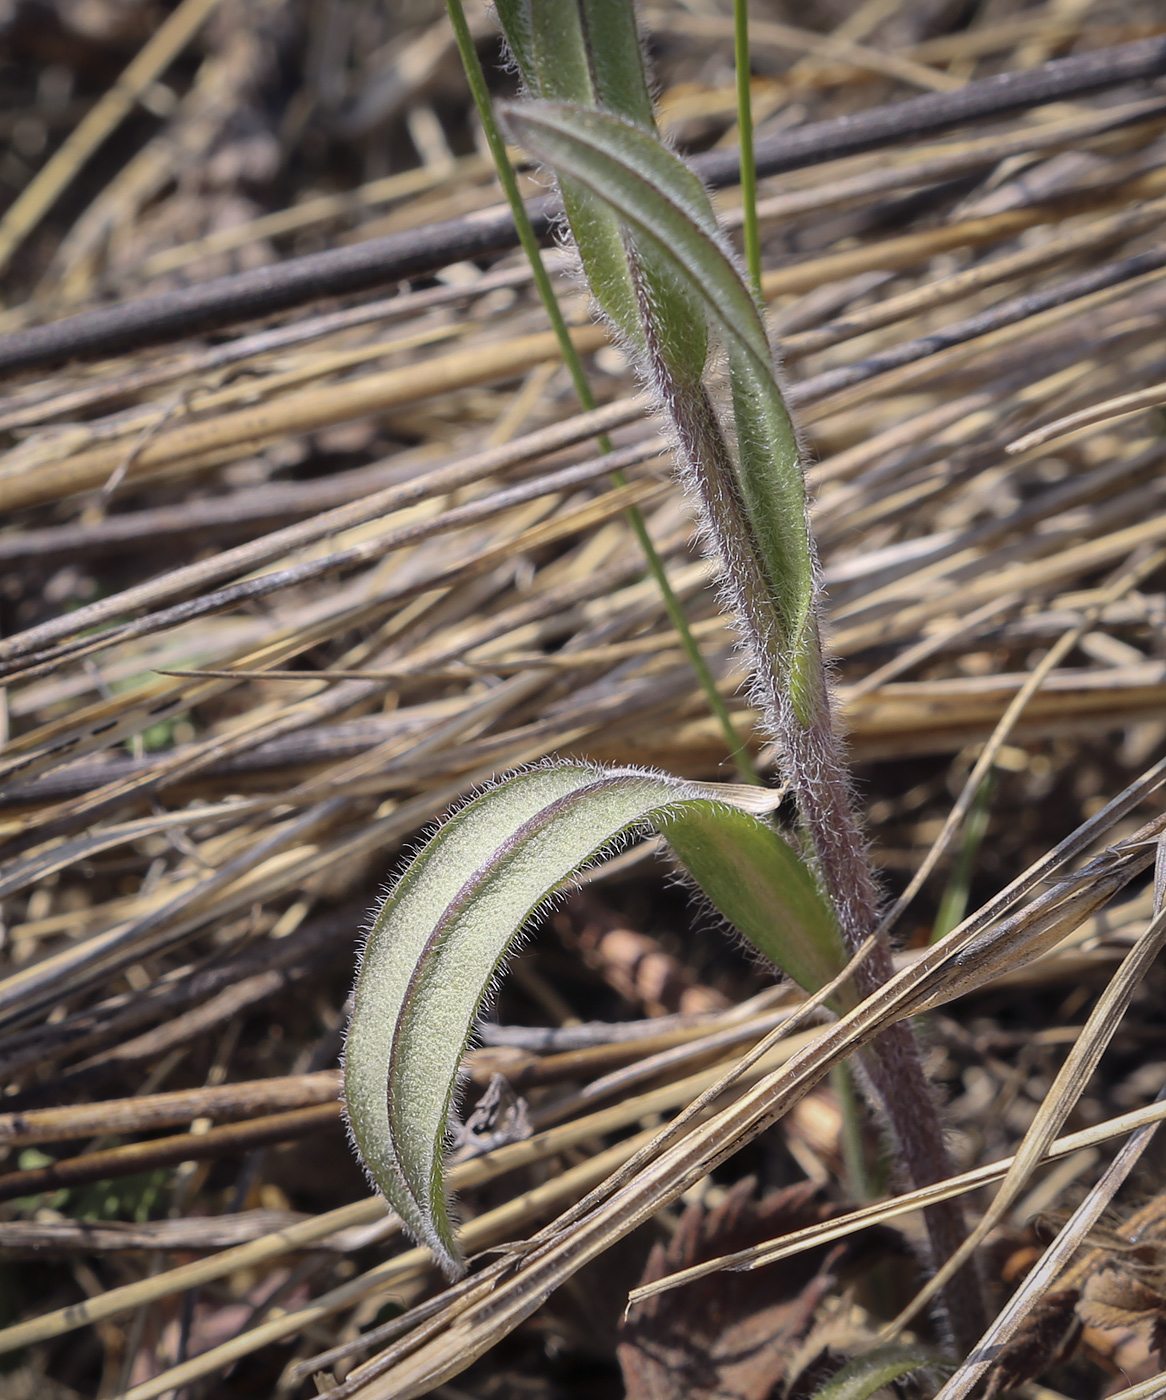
[617, 1179, 839, 1400]
[1078, 1263, 1166, 1380]
[1078, 1264, 1166, 1340]
[981, 1288, 1082, 1399]
[450, 1073, 532, 1160]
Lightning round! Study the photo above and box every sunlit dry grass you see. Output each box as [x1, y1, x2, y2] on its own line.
[0, 1, 1165, 1396]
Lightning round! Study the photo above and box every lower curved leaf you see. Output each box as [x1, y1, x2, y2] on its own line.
[344, 761, 841, 1277]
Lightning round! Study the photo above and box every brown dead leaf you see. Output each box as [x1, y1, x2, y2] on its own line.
[617, 1178, 839, 1400]
[982, 1288, 1082, 1400]
[1078, 1265, 1166, 1342]
[1079, 1263, 1166, 1387]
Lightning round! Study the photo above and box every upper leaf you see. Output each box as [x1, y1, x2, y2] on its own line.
[496, 2, 701, 372]
[500, 99, 817, 717]
[501, 102, 770, 370]
[344, 761, 842, 1276]
[498, 0, 653, 130]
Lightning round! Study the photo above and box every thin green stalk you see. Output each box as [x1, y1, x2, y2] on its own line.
[733, 0, 762, 301]
[445, 0, 758, 783]
[931, 769, 996, 942]
[830, 1061, 872, 1202]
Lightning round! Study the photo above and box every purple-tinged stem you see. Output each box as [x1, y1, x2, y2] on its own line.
[652, 342, 986, 1351]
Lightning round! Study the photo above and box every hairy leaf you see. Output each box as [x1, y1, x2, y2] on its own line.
[500, 102, 768, 372]
[499, 0, 652, 128]
[500, 99, 816, 715]
[812, 1344, 953, 1400]
[658, 803, 850, 1004]
[495, 1, 633, 339]
[496, 2, 703, 375]
[344, 762, 841, 1276]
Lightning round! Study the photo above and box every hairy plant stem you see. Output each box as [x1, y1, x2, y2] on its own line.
[652, 336, 986, 1352]
[493, 0, 984, 1348]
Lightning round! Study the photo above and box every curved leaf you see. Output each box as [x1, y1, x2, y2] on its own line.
[500, 99, 816, 716]
[344, 762, 841, 1276]
[659, 802, 850, 1006]
[497, 4, 705, 376]
[500, 101, 769, 373]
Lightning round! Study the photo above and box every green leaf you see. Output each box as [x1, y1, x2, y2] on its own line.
[494, 0, 538, 94]
[727, 345, 819, 717]
[344, 762, 841, 1277]
[576, 0, 655, 132]
[501, 101, 768, 366]
[500, 99, 816, 716]
[496, 3, 699, 369]
[496, 1, 654, 133]
[659, 802, 850, 1005]
[811, 1344, 954, 1400]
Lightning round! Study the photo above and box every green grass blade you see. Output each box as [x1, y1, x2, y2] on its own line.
[446, 1, 591, 404]
[932, 770, 996, 942]
[733, 0, 762, 299]
[344, 762, 839, 1276]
